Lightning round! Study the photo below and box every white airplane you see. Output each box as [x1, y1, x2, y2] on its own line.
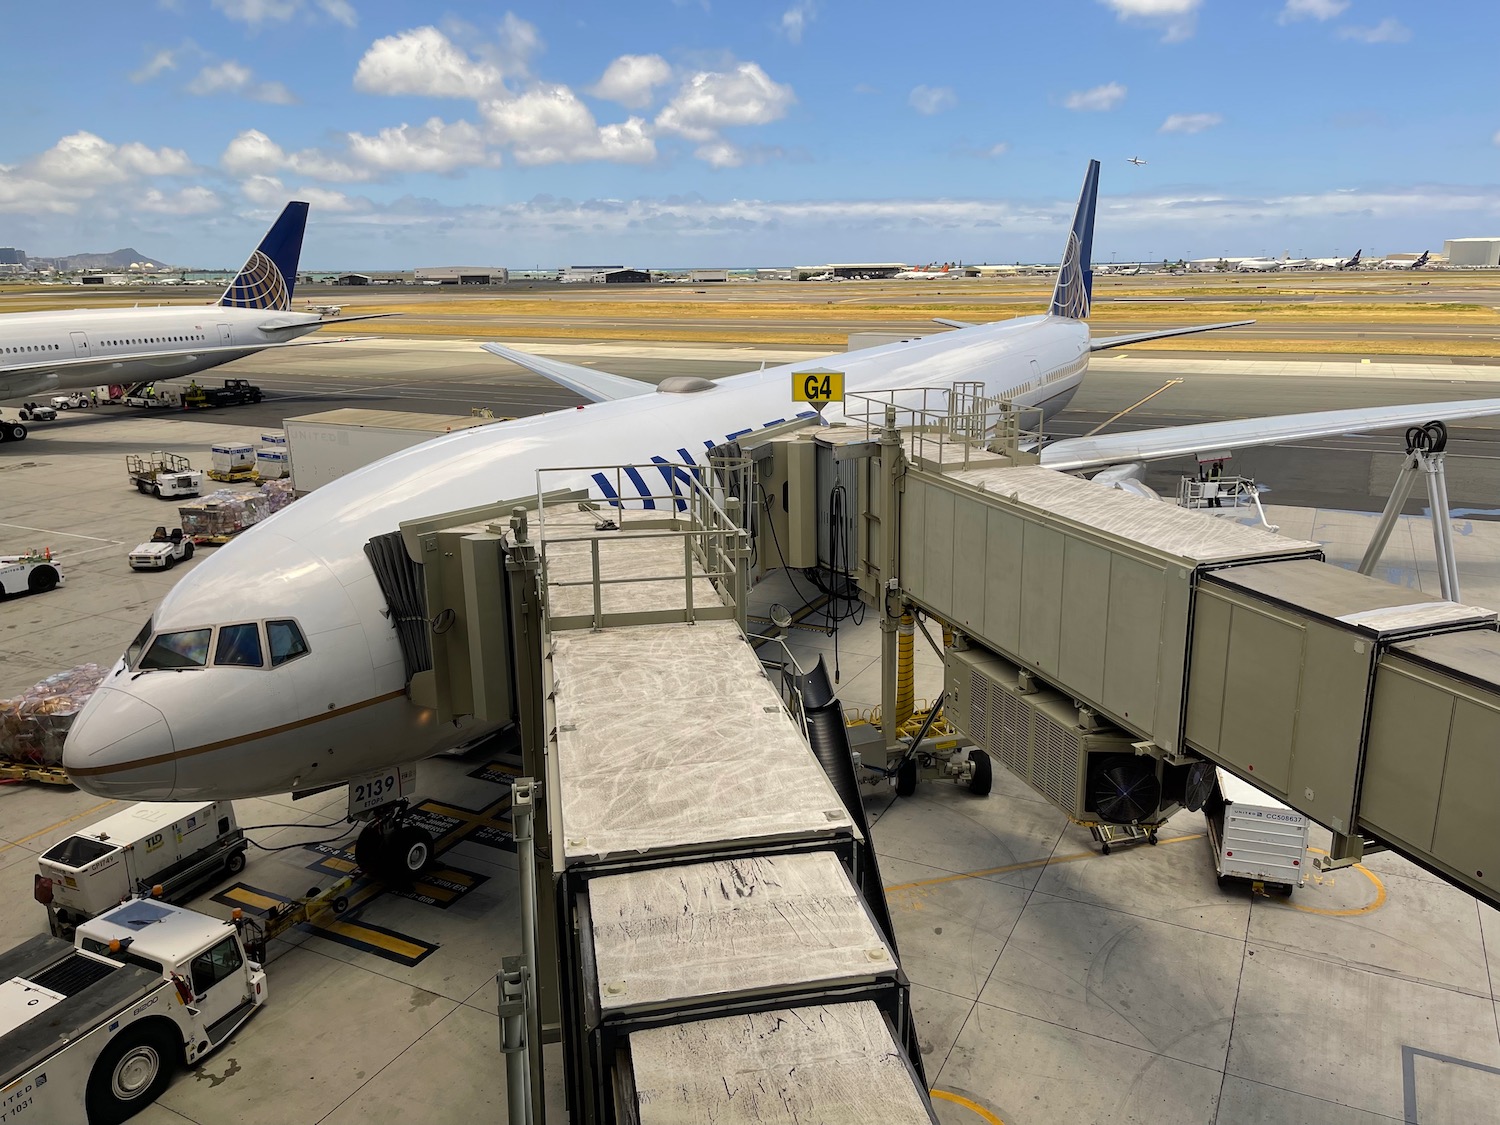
[1127, 156, 1147, 166]
[1379, 250, 1431, 270]
[0, 202, 385, 441]
[1237, 253, 1288, 273]
[894, 267, 950, 280]
[62, 160, 1500, 883]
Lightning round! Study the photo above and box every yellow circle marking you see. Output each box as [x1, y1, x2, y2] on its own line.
[1279, 847, 1386, 916]
[930, 1088, 1005, 1124]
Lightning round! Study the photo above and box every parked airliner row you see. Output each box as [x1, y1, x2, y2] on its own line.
[62, 161, 1500, 883]
[0, 203, 383, 441]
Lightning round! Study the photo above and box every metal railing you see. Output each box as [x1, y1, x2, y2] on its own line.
[532, 459, 753, 632]
[843, 382, 1045, 469]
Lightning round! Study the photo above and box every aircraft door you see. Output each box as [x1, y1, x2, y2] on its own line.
[218, 323, 233, 346]
[69, 330, 90, 356]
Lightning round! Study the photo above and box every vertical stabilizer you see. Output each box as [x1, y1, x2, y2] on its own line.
[218, 201, 309, 310]
[1048, 160, 1100, 320]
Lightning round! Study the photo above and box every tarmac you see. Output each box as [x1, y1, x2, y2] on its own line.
[2, 343, 1500, 1124]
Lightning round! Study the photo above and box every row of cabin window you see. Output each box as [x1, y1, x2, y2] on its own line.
[101, 335, 206, 346]
[136, 619, 309, 671]
[3, 344, 61, 353]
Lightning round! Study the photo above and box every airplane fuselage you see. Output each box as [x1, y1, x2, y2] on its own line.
[0, 306, 325, 400]
[64, 315, 1091, 800]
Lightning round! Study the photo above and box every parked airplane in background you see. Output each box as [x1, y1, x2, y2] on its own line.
[1237, 253, 1288, 272]
[1381, 250, 1431, 270]
[1127, 156, 1147, 166]
[894, 267, 949, 280]
[0, 203, 386, 439]
[63, 160, 1500, 884]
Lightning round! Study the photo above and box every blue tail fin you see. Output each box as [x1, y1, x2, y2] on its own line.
[1048, 160, 1099, 320]
[218, 201, 309, 310]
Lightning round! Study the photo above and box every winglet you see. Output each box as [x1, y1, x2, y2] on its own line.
[480, 343, 656, 403]
[219, 201, 309, 311]
[1049, 159, 1100, 320]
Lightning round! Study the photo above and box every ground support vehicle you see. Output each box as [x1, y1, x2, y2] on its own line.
[34, 802, 246, 938]
[183, 379, 263, 409]
[52, 393, 93, 410]
[16, 403, 56, 422]
[0, 552, 63, 599]
[1204, 768, 1309, 895]
[0, 898, 266, 1124]
[125, 453, 203, 500]
[0, 419, 26, 443]
[126, 529, 194, 570]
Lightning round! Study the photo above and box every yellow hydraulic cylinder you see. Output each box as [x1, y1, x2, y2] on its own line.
[896, 612, 915, 727]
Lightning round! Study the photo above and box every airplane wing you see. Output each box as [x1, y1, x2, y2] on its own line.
[1040, 398, 1500, 472]
[480, 343, 655, 402]
[0, 336, 383, 386]
[932, 318, 976, 329]
[259, 313, 395, 332]
[1089, 320, 1254, 351]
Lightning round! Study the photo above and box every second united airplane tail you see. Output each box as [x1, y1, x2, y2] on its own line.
[218, 201, 309, 312]
[1049, 159, 1100, 320]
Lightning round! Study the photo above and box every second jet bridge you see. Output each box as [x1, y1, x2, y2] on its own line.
[812, 393, 1500, 908]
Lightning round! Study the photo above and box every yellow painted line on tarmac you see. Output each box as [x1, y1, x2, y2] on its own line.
[1278, 847, 1386, 917]
[319, 919, 431, 962]
[884, 833, 1205, 893]
[930, 1088, 1005, 1123]
[220, 885, 285, 913]
[0, 799, 117, 856]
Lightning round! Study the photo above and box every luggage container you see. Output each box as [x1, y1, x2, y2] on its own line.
[1204, 768, 1309, 894]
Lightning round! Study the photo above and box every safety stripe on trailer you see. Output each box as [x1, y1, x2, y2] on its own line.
[212, 881, 438, 966]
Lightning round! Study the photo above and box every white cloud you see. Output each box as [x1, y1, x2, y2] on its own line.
[491, 12, 542, 78]
[1064, 82, 1127, 111]
[1160, 112, 1222, 134]
[655, 63, 795, 142]
[483, 86, 655, 165]
[588, 54, 672, 110]
[909, 85, 957, 115]
[240, 174, 360, 213]
[186, 61, 297, 104]
[32, 133, 192, 184]
[1278, 0, 1349, 23]
[1097, 0, 1200, 41]
[138, 186, 222, 214]
[1491, 129, 1500, 146]
[354, 26, 504, 98]
[220, 129, 369, 182]
[210, 0, 354, 25]
[345, 118, 497, 174]
[695, 140, 743, 168]
[1338, 18, 1412, 43]
[982, 142, 1009, 158]
[781, 2, 815, 44]
[131, 46, 182, 83]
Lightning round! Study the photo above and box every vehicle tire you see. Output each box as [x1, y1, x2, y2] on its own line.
[6, 423, 24, 441]
[164, 552, 175, 569]
[385, 823, 434, 885]
[183, 541, 195, 560]
[85, 1019, 179, 1125]
[136, 479, 149, 494]
[354, 822, 386, 876]
[27, 565, 59, 594]
[150, 482, 161, 498]
[895, 756, 919, 798]
[225, 848, 246, 875]
[967, 749, 993, 796]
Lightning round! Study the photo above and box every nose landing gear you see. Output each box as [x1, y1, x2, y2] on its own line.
[353, 800, 435, 886]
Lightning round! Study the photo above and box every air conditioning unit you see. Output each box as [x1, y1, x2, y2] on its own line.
[946, 644, 1179, 825]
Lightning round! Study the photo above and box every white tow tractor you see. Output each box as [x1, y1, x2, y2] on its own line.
[16, 402, 57, 422]
[127, 528, 195, 570]
[52, 392, 95, 410]
[0, 898, 266, 1125]
[0, 551, 63, 599]
[34, 802, 245, 938]
[125, 452, 204, 500]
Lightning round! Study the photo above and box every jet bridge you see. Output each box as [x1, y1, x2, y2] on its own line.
[391, 459, 934, 1125]
[778, 389, 1500, 907]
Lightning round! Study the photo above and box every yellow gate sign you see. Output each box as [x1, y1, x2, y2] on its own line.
[792, 367, 845, 406]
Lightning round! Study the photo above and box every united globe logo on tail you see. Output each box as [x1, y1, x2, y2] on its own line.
[220, 250, 290, 310]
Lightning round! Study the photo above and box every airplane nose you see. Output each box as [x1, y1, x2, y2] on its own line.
[63, 687, 178, 799]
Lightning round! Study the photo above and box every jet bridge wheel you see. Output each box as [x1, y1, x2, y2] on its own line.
[967, 749, 993, 796]
[355, 818, 434, 887]
[895, 756, 919, 797]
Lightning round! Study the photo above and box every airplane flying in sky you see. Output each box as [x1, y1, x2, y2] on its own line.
[1127, 156, 1147, 166]
[62, 161, 1500, 882]
[0, 203, 385, 430]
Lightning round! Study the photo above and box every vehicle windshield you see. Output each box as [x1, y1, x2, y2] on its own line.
[139, 628, 212, 670]
[125, 620, 153, 670]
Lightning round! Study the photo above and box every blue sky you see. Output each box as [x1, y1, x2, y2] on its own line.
[0, 0, 1492, 268]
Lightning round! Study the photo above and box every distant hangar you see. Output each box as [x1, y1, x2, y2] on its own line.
[414, 266, 509, 285]
[1444, 239, 1500, 267]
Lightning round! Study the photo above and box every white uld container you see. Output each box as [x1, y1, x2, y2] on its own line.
[1206, 768, 1309, 892]
[260, 431, 287, 447]
[255, 447, 289, 479]
[211, 442, 255, 472]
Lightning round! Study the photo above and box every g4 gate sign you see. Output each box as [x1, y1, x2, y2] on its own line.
[791, 367, 845, 406]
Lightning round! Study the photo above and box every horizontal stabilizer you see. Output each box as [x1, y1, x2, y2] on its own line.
[480, 343, 655, 402]
[259, 312, 394, 332]
[932, 318, 976, 329]
[1089, 320, 1254, 351]
[1041, 398, 1500, 472]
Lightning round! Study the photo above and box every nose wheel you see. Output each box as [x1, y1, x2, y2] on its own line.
[354, 804, 435, 886]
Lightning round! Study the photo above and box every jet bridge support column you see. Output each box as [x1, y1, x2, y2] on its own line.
[877, 405, 904, 754]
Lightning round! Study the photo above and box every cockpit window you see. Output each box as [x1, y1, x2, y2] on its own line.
[139, 629, 212, 670]
[215, 623, 263, 668]
[267, 620, 309, 667]
[125, 620, 153, 670]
